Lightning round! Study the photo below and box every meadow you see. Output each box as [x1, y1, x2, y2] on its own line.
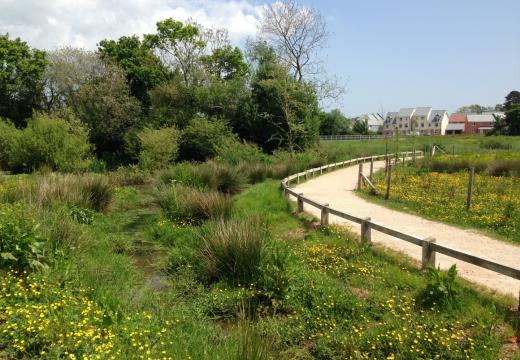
[361, 152, 520, 244]
[1, 141, 520, 359]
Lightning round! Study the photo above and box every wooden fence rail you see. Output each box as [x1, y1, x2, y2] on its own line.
[281, 151, 520, 309]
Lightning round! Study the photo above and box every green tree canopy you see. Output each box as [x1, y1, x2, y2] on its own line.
[201, 45, 248, 80]
[504, 91, 520, 110]
[73, 65, 142, 157]
[319, 109, 351, 135]
[504, 105, 520, 135]
[98, 35, 169, 110]
[0, 34, 46, 127]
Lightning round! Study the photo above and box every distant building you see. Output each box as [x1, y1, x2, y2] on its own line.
[446, 114, 468, 135]
[355, 113, 384, 133]
[466, 113, 504, 135]
[383, 107, 449, 136]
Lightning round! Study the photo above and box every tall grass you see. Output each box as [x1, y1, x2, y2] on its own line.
[155, 184, 232, 224]
[197, 217, 267, 284]
[418, 154, 520, 177]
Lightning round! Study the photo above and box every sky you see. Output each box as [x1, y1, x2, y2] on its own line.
[1, 0, 519, 116]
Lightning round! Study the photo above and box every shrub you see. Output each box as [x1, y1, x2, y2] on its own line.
[419, 265, 459, 308]
[215, 138, 268, 165]
[199, 162, 247, 195]
[70, 206, 95, 225]
[486, 160, 520, 177]
[0, 120, 21, 170]
[179, 116, 232, 161]
[137, 126, 180, 169]
[197, 217, 267, 284]
[0, 204, 47, 270]
[8, 113, 92, 173]
[238, 162, 270, 184]
[155, 184, 232, 224]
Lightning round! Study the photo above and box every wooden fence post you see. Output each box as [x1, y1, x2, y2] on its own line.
[297, 193, 304, 213]
[357, 163, 363, 190]
[320, 166, 323, 175]
[466, 167, 475, 211]
[402, 152, 406, 167]
[385, 155, 389, 175]
[297, 173, 300, 184]
[421, 237, 436, 270]
[369, 157, 374, 181]
[412, 148, 416, 165]
[385, 164, 392, 200]
[321, 204, 330, 226]
[284, 188, 290, 201]
[361, 217, 372, 244]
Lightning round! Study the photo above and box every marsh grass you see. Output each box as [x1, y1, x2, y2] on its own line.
[155, 184, 233, 224]
[197, 217, 267, 285]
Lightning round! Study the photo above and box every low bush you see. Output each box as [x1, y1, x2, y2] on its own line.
[0, 120, 21, 170]
[479, 139, 510, 150]
[137, 126, 180, 169]
[197, 217, 267, 284]
[0, 204, 47, 270]
[155, 184, 232, 224]
[6, 114, 92, 173]
[486, 159, 520, 177]
[81, 175, 113, 212]
[215, 138, 268, 166]
[179, 116, 233, 161]
[418, 265, 459, 308]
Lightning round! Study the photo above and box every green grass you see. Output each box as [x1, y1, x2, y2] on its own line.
[320, 135, 520, 158]
[358, 157, 520, 244]
[0, 171, 519, 359]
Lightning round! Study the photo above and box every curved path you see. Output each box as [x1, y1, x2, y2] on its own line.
[293, 160, 520, 297]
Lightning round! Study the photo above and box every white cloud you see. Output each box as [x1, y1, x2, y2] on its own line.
[0, 0, 264, 50]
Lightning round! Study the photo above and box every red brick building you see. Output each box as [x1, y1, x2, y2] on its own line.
[466, 113, 503, 135]
[446, 114, 468, 134]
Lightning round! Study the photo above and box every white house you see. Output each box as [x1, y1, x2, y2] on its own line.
[383, 107, 449, 136]
[355, 113, 384, 133]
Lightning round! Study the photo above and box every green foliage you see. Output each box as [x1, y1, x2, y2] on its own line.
[197, 217, 267, 285]
[250, 47, 320, 152]
[73, 65, 141, 156]
[419, 265, 459, 308]
[6, 113, 92, 173]
[352, 119, 369, 135]
[155, 184, 232, 224]
[98, 35, 168, 110]
[199, 161, 247, 195]
[110, 165, 150, 186]
[69, 206, 95, 225]
[479, 138, 510, 150]
[0, 34, 46, 127]
[80, 175, 113, 212]
[201, 45, 249, 80]
[319, 109, 352, 135]
[137, 126, 180, 169]
[215, 138, 268, 166]
[159, 163, 206, 188]
[0, 204, 47, 270]
[0, 119, 21, 170]
[504, 104, 520, 135]
[179, 116, 233, 161]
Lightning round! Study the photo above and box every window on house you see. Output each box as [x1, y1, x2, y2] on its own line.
[399, 124, 402, 128]
[421, 123, 424, 127]
[435, 124, 438, 127]
[405, 124, 408, 128]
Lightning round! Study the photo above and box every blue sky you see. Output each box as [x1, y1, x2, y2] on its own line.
[2, 0, 519, 116]
[276, 0, 520, 115]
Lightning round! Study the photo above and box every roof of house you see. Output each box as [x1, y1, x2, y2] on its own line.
[358, 113, 384, 126]
[414, 107, 432, 116]
[429, 110, 447, 123]
[398, 108, 415, 117]
[446, 123, 465, 131]
[449, 114, 467, 123]
[467, 114, 496, 123]
[384, 112, 397, 124]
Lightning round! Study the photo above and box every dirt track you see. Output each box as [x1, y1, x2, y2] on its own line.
[293, 160, 520, 297]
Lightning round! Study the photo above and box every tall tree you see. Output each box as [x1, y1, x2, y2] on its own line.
[98, 35, 169, 110]
[319, 109, 351, 135]
[250, 44, 319, 152]
[201, 45, 248, 80]
[504, 105, 520, 135]
[44, 47, 103, 110]
[0, 34, 46, 127]
[504, 90, 520, 110]
[260, 1, 342, 99]
[73, 65, 141, 157]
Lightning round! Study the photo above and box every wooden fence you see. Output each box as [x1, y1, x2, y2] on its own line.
[281, 151, 520, 309]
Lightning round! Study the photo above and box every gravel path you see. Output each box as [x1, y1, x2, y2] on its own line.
[293, 160, 520, 297]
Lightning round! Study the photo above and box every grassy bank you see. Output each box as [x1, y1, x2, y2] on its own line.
[1, 167, 519, 359]
[359, 153, 520, 244]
